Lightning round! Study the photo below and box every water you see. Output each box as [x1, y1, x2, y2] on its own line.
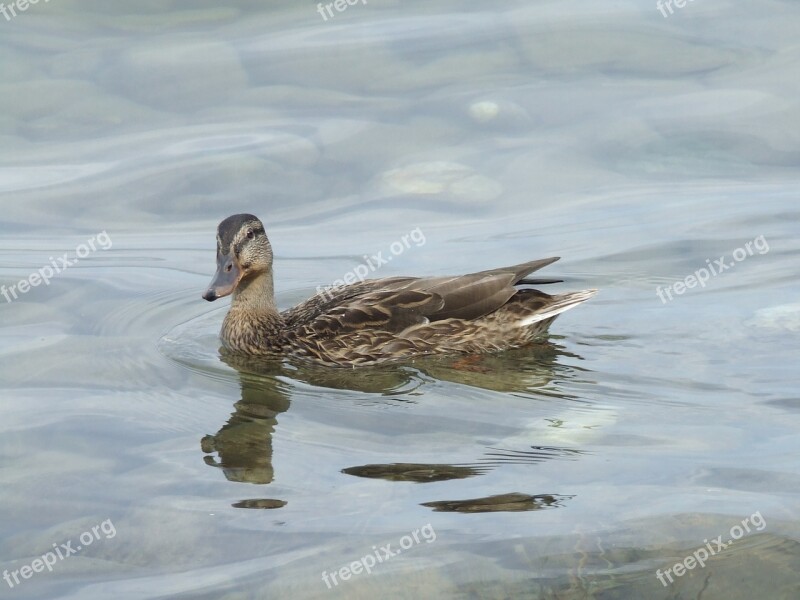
[2, 1, 799, 598]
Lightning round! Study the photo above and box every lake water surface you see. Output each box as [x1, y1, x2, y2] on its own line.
[1, 1, 799, 599]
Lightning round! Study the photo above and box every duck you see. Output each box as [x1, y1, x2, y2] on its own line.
[202, 214, 596, 366]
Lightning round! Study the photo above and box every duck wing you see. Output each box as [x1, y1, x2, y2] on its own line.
[287, 258, 562, 336]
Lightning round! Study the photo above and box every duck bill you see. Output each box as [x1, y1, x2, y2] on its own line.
[202, 253, 241, 301]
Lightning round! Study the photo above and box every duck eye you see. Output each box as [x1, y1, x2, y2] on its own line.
[246, 229, 254, 240]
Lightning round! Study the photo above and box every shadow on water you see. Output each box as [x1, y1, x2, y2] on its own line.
[202, 342, 589, 511]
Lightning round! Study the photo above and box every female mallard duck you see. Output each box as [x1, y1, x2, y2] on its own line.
[202, 214, 596, 366]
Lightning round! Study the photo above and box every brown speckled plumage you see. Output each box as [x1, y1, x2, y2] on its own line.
[203, 214, 596, 366]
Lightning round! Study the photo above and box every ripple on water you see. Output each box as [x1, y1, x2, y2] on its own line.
[158, 305, 238, 385]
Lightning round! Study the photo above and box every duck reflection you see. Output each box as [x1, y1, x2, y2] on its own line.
[342, 446, 585, 484]
[202, 341, 586, 511]
[201, 349, 415, 493]
[219, 339, 583, 394]
[421, 492, 574, 513]
[200, 376, 289, 485]
[342, 463, 490, 483]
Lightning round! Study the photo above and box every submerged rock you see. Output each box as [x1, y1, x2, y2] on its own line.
[378, 161, 503, 202]
[747, 303, 800, 332]
[467, 98, 534, 130]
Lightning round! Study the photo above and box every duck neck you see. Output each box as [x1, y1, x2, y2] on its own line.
[231, 270, 279, 316]
[222, 271, 284, 352]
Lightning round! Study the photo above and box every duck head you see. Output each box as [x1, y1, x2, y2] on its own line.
[203, 214, 273, 302]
